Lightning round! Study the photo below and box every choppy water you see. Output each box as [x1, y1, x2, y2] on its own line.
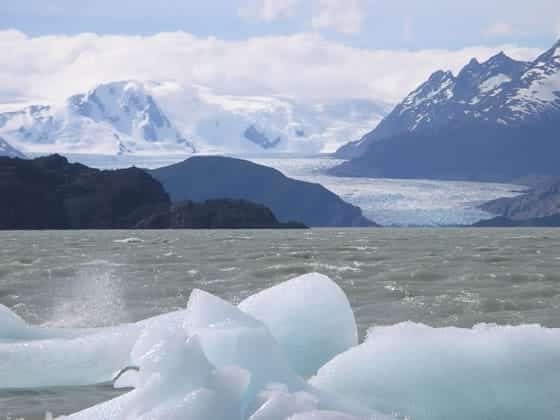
[2, 228, 560, 418]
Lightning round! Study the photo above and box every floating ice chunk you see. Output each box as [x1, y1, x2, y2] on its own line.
[248, 384, 319, 420]
[1, 273, 355, 390]
[185, 289, 307, 415]
[3, 274, 392, 419]
[311, 322, 560, 420]
[239, 273, 358, 376]
[65, 335, 250, 420]
[186, 288, 262, 331]
[0, 324, 141, 389]
[63, 284, 382, 420]
[0, 308, 188, 389]
[0, 304, 88, 342]
[0, 304, 34, 340]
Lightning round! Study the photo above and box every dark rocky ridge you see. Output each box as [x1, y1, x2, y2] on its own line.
[149, 156, 376, 227]
[0, 155, 304, 230]
[136, 199, 306, 229]
[0, 154, 170, 229]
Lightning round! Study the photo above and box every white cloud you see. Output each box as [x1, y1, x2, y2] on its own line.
[311, 0, 364, 35]
[239, 0, 365, 35]
[484, 22, 514, 37]
[238, 0, 298, 22]
[0, 30, 542, 107]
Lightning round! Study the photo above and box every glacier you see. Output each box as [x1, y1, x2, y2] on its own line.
[248, 156, 523, 227]
[3, 272, 560, 420]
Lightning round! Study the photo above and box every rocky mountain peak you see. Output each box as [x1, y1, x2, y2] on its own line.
[336, 39, 560, 159]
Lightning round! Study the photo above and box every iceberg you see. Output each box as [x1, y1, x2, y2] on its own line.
[0, 306, 191, 389]
[239, 273, 358, 376]
[310, 322, 560, 420]
[60, 279, 383, 420]
[5, 272, 559, 420]
[0, 303, 89, 342]
[0, 272, 356, 389]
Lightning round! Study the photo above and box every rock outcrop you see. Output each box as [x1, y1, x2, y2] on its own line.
[150, 156, 376, 227]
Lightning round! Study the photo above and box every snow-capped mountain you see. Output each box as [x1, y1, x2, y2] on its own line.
[0, 82, 194, 155]
[146, 82, 388, 155]
[0, 137, 25, 158]
[0, 81, 389, 157]
[337, 39, 560, 158]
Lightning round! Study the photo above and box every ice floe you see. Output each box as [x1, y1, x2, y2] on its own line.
[239, 273, 357, 376]
[52, 273, 381, 420]
[311, 322, 560, 420]
[3, 272, 560, 419]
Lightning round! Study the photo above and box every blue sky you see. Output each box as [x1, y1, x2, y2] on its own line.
[2, 0, 558, 49]
[0, 1, 558, 105]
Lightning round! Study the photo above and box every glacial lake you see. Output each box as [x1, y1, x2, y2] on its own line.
[2, 228, 560, 418]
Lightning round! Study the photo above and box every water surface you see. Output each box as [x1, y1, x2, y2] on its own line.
[2, 228, 560, 418]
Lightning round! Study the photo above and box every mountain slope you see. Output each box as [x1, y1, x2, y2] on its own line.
[143, 82, 389, 154]
[0, 82, 194, 156]
[332, 39, 560, 181]
[479, 178, 560, 220]
[331, 119, 560, 181]
[0, 137, 25, 158]
[0, 81, 388, 157]
[149, 156, 376, 227]
[472, 214, 560, 227]
[335, 52, 529, 158]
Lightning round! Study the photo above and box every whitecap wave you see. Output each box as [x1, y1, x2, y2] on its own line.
[113, 237, 144, 244]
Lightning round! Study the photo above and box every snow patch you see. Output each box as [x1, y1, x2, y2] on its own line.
[479, 74, 511, 94]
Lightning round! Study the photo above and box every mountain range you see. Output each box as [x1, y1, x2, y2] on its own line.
[333, 39, 560, 182]
[0, 81, 388, 157]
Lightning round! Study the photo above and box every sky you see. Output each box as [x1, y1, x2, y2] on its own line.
[0, 0, 559, 105]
